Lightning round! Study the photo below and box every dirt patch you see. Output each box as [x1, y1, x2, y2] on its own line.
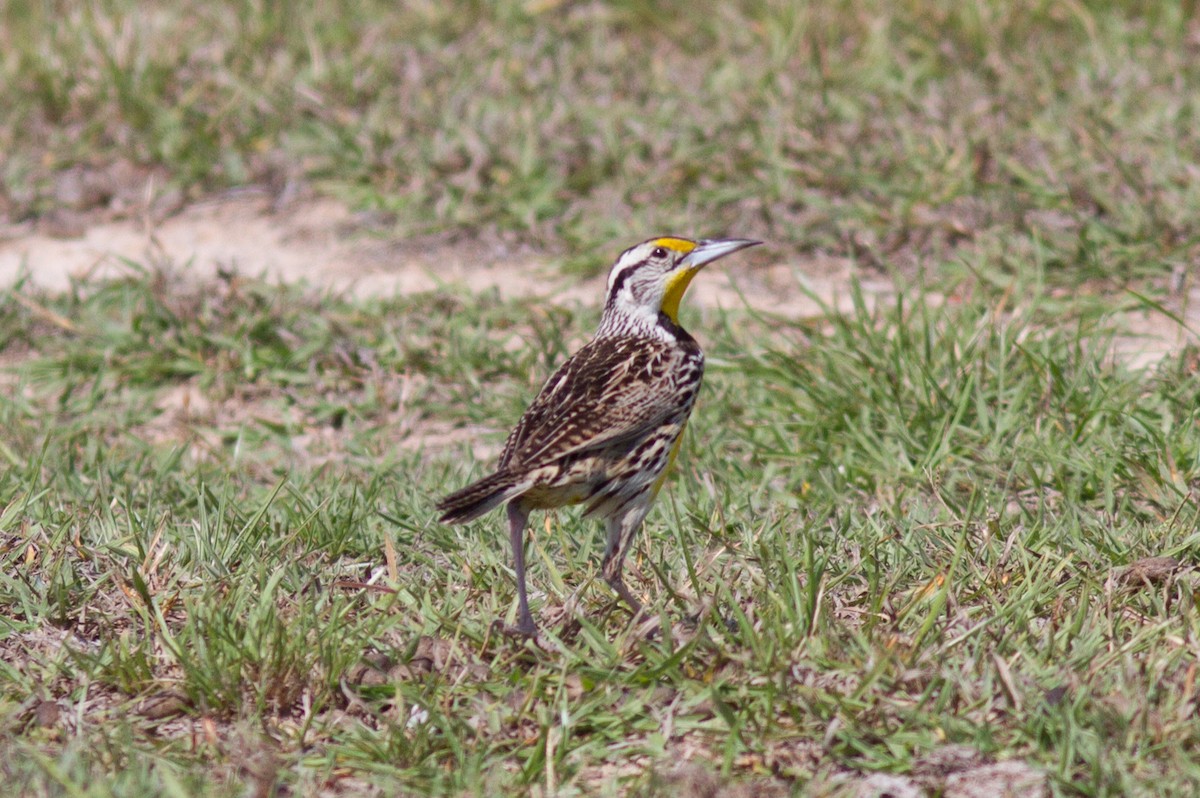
[1111, 281, 1200, 370]
[1, 192, 1195, 370]
[0, 192, 867, 317]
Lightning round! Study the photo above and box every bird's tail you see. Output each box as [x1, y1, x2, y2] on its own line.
[436, 470, 523, 524]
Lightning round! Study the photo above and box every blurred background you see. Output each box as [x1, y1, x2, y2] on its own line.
[4, 0, 1199, 285]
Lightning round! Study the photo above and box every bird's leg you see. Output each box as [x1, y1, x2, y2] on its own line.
[602, 511, 647, 619]
[504, 501, 538, 637]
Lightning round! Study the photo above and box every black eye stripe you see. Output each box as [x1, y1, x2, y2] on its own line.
[607, 257, 655, 303]
[607, 262, 637, 298]
[608, 240, 679, 304]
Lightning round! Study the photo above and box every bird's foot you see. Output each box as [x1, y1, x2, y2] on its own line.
[491, 619, 538, 639]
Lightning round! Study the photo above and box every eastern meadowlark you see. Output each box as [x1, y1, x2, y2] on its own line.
[437, 236, 761, 636]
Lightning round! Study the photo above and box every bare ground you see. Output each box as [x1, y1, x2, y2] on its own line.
[1, 190, 1195, 381]
[0, 191, 865, 318]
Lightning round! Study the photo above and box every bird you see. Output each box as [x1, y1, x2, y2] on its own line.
[436, 236, 761, 637]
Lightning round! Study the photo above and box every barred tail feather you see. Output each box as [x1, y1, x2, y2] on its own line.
[437, 471, 522, 524]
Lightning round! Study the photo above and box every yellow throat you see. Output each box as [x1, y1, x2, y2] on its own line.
[661, 268, 700, 324]
[654, 237, 699, 324]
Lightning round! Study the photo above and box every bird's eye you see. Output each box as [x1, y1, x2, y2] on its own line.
[652, 247, 668, 259]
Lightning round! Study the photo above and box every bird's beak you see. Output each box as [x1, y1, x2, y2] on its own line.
[660, 238, 761, 324]
[679, 238, 762, 271]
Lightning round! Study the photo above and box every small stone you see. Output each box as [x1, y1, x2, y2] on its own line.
[944, 761, 1047, 798]
[855, 773, 924, 798]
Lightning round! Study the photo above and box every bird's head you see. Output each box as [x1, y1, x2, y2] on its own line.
[599, 236, 761, 336]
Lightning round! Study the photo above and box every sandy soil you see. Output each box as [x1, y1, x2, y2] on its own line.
[0, 192, 867, 319]
[1, 192, 1194, 368]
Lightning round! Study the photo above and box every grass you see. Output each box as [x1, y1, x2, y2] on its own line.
[1, 266, 1198, 795]
[3, 0, 1200, 795]
[4, 0, 1200, 280]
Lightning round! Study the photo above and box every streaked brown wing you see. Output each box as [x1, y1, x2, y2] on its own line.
[498, 336, 698, 471]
